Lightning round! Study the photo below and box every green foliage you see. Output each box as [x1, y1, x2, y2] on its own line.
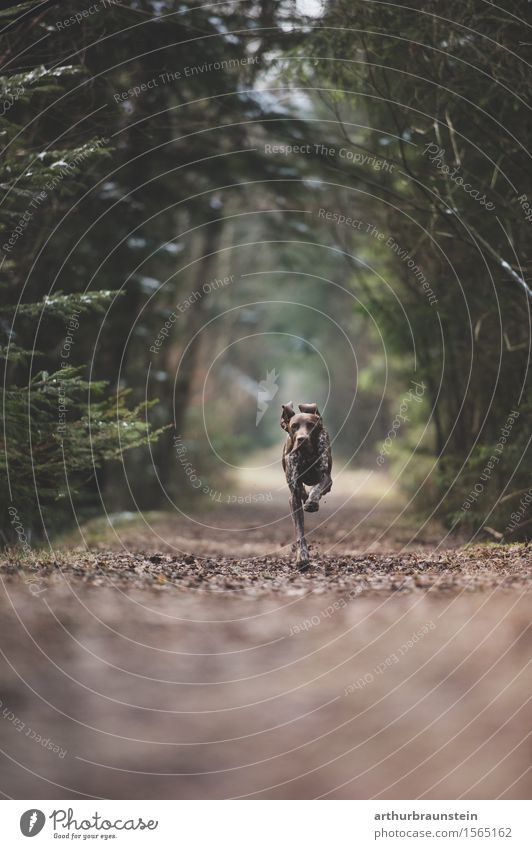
[301, 0, 532, 537]
[2, 0, 528, 543]
[440, 404, 532, 539]
[0, 0, 319, 538]
[1, 367, 167, 529]
[0, 20, 165, 541]
[1, 290, 116, 322]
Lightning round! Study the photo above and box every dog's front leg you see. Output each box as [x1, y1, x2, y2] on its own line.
[304, 473, 332, 513]
[304, 432, 332, 513]
[289, 487, 309, 567]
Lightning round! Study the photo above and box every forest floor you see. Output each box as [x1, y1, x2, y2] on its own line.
[0, 461, 530, 800]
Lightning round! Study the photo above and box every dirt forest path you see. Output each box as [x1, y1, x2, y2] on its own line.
[77, 458, 452, 559]
[0, 460, 530, 800]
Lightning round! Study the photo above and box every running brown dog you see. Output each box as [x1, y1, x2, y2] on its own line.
[281, 402, 332, 567]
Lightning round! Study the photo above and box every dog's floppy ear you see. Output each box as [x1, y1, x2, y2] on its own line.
[281, 402, 295, 431]
[299, 402, 320, 417]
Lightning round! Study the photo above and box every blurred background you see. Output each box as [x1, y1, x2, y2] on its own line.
[1, 0, 530, 541]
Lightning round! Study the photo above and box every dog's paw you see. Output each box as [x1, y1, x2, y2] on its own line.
[304, 500, 319, 513]
[296, 549, 310, 569]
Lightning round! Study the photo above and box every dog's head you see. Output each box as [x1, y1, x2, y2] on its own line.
[281, 402, 323, 453]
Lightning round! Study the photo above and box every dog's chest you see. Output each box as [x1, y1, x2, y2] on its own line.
[286, 430, 329, 487]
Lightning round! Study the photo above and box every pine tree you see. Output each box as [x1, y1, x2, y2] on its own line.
[1, 55, 165, 541]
